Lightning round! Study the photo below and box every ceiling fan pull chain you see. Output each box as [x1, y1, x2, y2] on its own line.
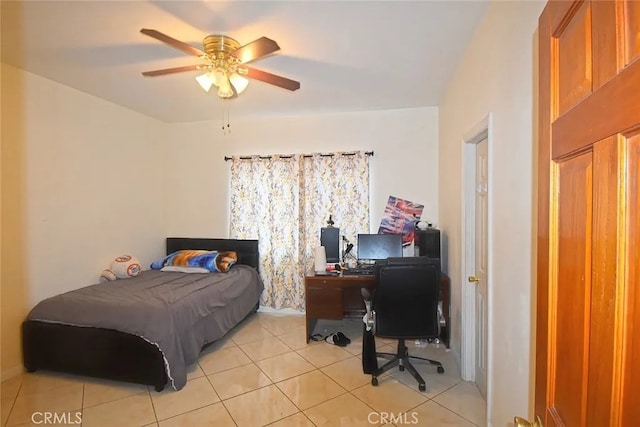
[220, 101, 231, 135]
[221, 100, 226, 134]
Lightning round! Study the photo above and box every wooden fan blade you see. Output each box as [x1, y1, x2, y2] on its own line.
[242, 66, 300, 91]
[141, 65, 201, 77]
[140, 29, 206, 57]
[232, 37, 280, 64]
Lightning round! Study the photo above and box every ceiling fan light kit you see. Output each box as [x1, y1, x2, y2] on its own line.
[195, 69, 247, 98]
[140, 29, 300, 99]
[198, 35, 245, 98]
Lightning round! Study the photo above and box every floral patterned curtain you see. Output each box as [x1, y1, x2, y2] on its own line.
[229, 152, 370, 311]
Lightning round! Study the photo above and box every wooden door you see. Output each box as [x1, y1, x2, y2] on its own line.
[536, 1, 640, 426]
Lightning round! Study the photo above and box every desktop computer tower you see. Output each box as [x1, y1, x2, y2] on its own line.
[320, 227, 340, 263]
[414, 227, 441, 268]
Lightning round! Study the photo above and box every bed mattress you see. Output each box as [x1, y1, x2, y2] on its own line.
[27, 265, 264, 389]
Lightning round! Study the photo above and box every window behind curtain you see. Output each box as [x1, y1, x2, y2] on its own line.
[229, 152, 370, 310]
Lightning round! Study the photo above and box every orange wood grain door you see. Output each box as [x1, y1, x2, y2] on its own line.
[537, 1, 640, 426]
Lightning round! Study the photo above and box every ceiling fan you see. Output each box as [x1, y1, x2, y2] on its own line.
[140, 29, 301, 98]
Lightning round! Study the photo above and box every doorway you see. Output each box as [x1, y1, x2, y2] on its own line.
[462, 114, 492, 406]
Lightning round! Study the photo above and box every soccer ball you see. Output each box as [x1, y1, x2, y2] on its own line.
[101, 255, 141, 281]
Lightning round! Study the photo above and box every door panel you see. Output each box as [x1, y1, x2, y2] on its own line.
[621, 135, 640, 425]
[550, 152, 592, 427]
[556, 0, 592, 116]
[624, 0, 640, 66]
[591, 1, 618, 89]
[587, 136, 622, 426]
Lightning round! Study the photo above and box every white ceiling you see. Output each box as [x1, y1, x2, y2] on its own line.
[1, 1, 489, 123]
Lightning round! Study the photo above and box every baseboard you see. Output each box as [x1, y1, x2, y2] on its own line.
[257, 306, 304, 315]
[1, 364, 24, 382]
[451, 347, 462, 376]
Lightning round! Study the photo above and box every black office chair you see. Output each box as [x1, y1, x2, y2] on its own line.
[362, 257, 444, 391]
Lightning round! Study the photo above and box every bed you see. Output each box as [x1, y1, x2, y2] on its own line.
[22, 238, 262, 391]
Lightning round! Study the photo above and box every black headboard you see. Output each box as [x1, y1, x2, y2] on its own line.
[166, 238, 259, 271]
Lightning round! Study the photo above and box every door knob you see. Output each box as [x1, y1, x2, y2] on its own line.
[468, 275, 480, 283]
[514, 416, 543, 427]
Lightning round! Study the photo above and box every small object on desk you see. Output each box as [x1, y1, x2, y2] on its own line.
[314, 270, 339, 276]
[342, 266, 375, 276]
[326, 215, 335, 227]
[314, 246, 327, 273]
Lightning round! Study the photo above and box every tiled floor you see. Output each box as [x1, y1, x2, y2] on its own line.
[0, 313, 486, 426]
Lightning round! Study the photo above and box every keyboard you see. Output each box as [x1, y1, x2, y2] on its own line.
[342, 266, 375, 276]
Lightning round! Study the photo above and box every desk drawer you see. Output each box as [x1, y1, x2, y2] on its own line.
[306, 286, 342, 319]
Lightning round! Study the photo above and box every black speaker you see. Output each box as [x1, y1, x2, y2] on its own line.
[320, 227, 340, 263]
[414, 227, 441, 260]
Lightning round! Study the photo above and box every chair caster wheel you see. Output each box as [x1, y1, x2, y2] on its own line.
[372, 377, 379, 386]
[399, 366, 405, 371]
[419, 384, 426, 392]
[437, 366, 445, 374]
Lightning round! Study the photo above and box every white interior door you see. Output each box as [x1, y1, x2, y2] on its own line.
[474, 137, 488, 399]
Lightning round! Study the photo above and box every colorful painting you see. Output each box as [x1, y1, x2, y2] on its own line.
[378, 196, 424, 246]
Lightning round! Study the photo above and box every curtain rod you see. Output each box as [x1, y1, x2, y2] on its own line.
[224, 151, 374, 161]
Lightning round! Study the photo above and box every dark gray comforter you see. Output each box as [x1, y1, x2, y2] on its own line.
[27, 265, 264, 390]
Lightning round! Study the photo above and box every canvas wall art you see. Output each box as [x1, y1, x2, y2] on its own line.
[378, 196, 424, 246]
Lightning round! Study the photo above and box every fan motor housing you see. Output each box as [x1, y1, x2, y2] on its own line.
[203, 35, 240, 58]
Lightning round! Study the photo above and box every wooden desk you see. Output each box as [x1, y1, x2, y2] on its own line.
[304, 273, 450, 347]
[304, 274, 375, 343]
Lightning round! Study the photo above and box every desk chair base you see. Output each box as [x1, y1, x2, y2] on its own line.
[371, 339, 444, 392]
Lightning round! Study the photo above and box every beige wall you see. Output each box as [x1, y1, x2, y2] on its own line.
[1, 65, 30, 380]
[438, 1, 544, 426]
[0, 64, 168, 378]
[163, 107, 439, 240]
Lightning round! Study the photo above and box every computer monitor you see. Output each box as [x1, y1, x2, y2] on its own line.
[357, 233, 403, 261]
